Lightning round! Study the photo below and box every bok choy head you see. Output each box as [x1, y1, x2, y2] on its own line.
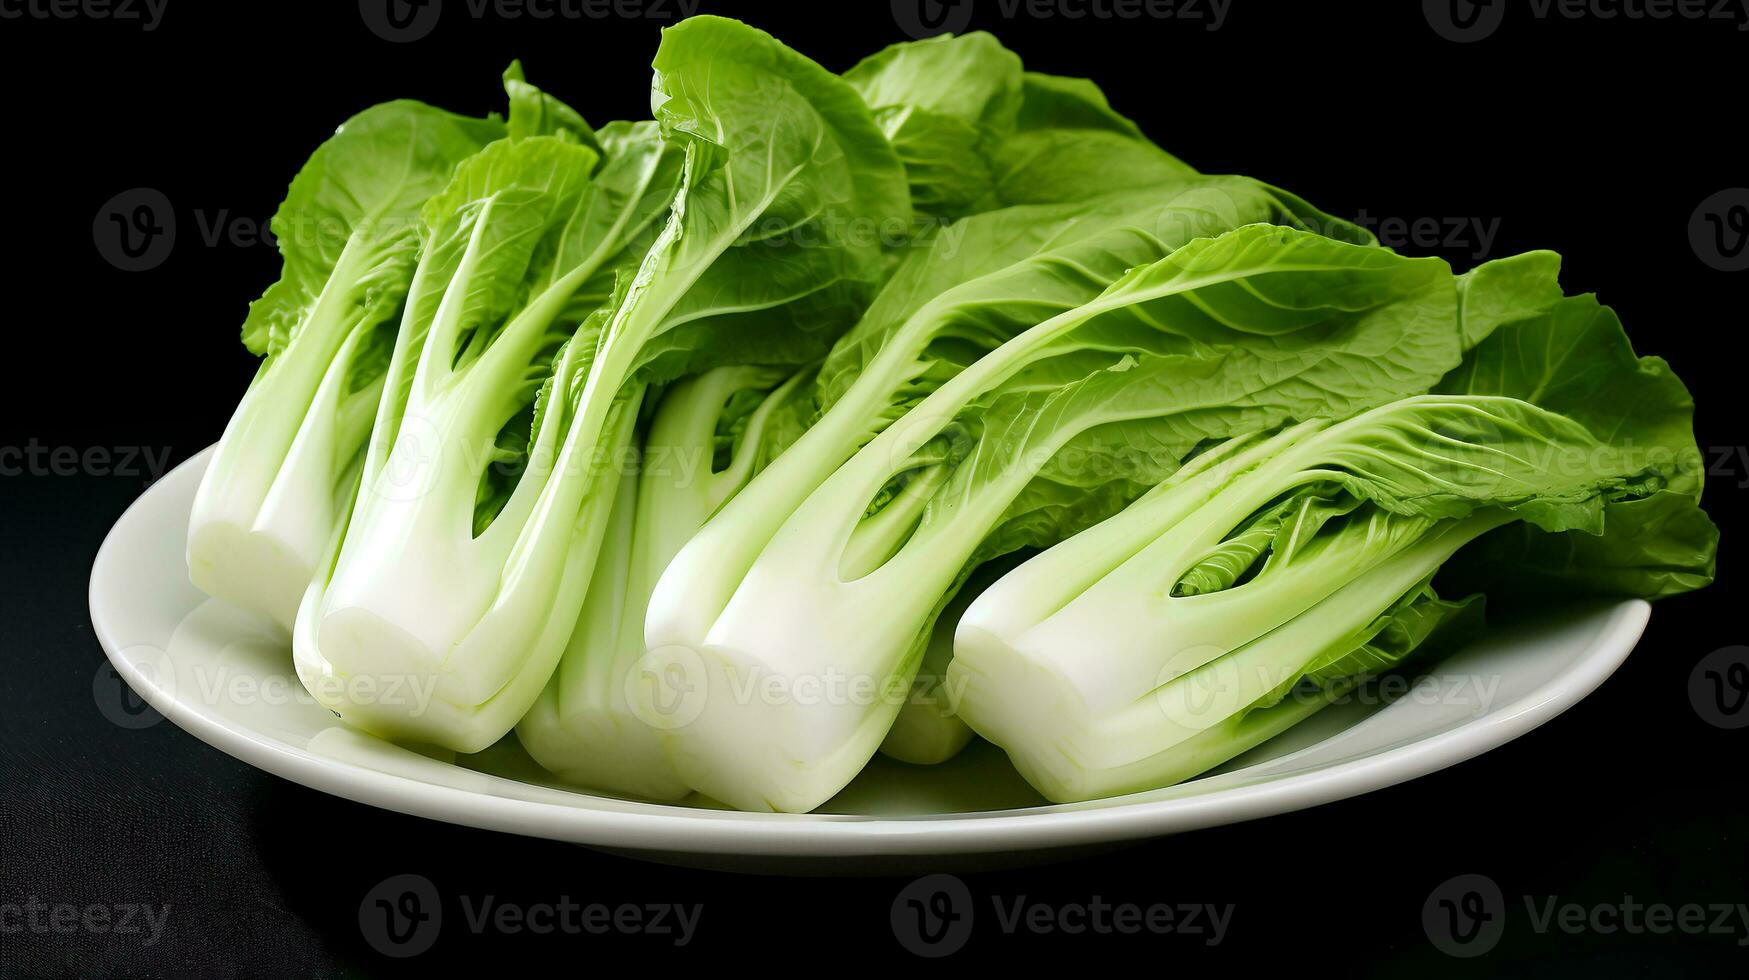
[293, 15, 909, 753]
[186, 97, 505, 629]
[950, 292, 1716, 803]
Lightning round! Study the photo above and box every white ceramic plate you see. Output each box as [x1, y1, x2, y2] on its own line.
[90, 448, 1649, 871]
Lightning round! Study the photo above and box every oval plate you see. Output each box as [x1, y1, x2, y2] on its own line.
[90, 448, 1647, 871]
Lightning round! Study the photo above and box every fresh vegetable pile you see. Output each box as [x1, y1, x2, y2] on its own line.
[190, 15, 1717, 812]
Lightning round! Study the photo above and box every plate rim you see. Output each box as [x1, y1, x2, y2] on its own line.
[89, 447, 1649, 857]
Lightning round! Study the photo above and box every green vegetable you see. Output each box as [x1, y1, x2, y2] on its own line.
[293, 126, 674, 749]
[518, 366, 806, 799]
[949, 294, 1715, 803]
[176, 16, 1712, 814]
[186, 98, 505, 630]
[291, 16, 907, 752]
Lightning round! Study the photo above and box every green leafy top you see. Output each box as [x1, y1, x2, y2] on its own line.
[843, 32, 1023, 220]
[1435, 294, 1716, 599]
[842, 34, 1191, 219]
[503, 60, 601, 152]
[1012, 71, 1145, 138]
[365, 119, 679, 517]
[814, 179, 1377, 425]
[919, 225, 1471, 570]
[599, 15, 912, 387]
[241, 100, 506, 358]
[842, 32, 1023, 134]
[1146, 289, 1714, 704]
[805, 224, 1481, 612]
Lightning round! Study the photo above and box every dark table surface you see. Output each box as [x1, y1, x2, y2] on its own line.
[3, 2, 1745, 976]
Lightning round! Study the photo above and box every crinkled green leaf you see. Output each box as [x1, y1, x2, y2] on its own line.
[503, 60, 601, 152]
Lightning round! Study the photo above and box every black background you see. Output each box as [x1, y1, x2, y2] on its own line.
[2, 0, 1745, 975]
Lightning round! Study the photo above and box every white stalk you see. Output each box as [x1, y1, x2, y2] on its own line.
[188, 235, 389, 630]
[519, 367, 796, 799]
